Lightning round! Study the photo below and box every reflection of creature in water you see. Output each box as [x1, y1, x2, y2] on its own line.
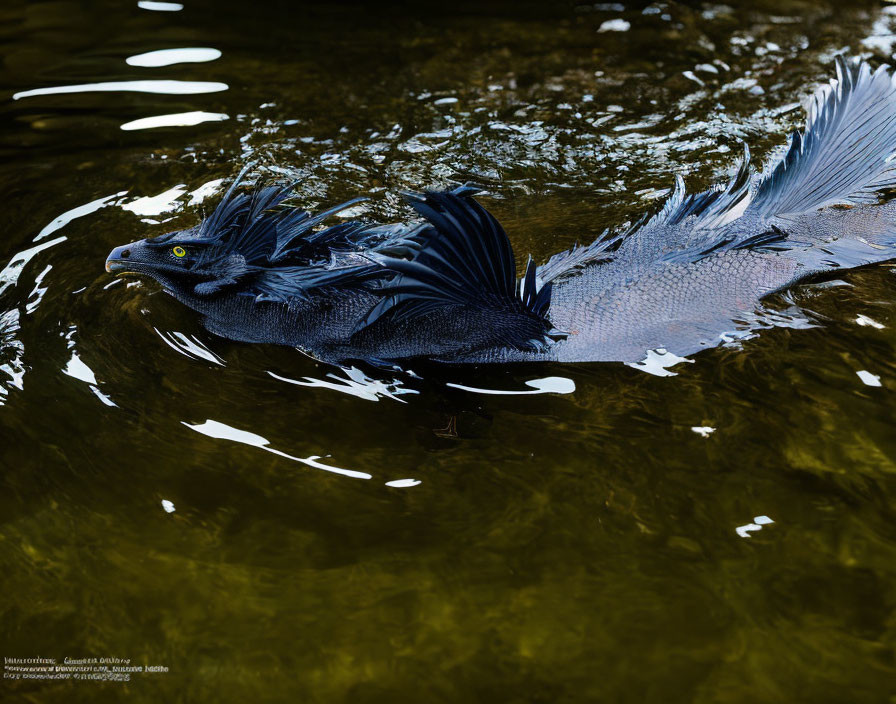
[107, 57, 896, 368]
[433, 416, 457, 439]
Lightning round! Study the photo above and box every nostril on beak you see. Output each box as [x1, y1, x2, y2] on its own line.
[105, 244, 136, 273]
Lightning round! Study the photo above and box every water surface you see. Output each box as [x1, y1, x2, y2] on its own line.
[2, 1, 896, 702]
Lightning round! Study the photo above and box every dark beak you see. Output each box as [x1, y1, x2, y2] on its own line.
[105, 244, 134, 273]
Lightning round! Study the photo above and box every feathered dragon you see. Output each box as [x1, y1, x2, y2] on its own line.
[106, 57, 896, 366]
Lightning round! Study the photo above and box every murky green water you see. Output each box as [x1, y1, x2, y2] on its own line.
[2, 1, 896, 701]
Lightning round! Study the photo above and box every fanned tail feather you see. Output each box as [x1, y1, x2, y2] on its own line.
[749, 56, 896, 217]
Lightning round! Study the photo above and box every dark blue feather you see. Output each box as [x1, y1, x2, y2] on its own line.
[355, 187, 555, 348]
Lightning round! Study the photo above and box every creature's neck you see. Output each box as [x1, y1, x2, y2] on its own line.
[156, 277, 214, 314]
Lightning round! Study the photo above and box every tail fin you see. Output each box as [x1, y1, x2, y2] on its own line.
[357, 187, 557, 350]
[748, 56, 896, 217]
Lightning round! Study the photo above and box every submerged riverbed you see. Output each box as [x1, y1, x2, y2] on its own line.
[2, 0, 896, 701]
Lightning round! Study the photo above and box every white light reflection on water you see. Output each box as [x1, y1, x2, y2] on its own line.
[857, 370, 883, 387]
[137, 1, 183, 10]
[121, 111, 229, 131]
[63, 353, 96, 385]
[122, 185, 187, 216]
[62, 323, 119, 407]
[119, 180, 225, 216]
[90, 386, 119, 407]
[25, 265, 51, 316]
[856, 314, 885, 330]
[736, 515, 774, 538]
[36, 191, 128, 241]
[154, 328, 225, 366]
[385, 478, 421, 488]
[13, 80, 228, 100]
[126, 48, 221, 67]
[1, 194, 131, 404]
[269, 367, 419, 403]
[598, 18, 630, 32]
[861, 5, 896, 54]
[62, 352, 118, 407]
[691, 426, 716, 438]
[182, 420, 372, 480]
[0, 310, 25, 405]
[188, 178, 224, 205]
[445, 376, 575, 395]
[625, 348, 694, 377]
[0, 237, 66, 297]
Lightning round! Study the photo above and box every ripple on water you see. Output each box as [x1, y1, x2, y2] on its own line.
[182, 419, 372, 479]
[268, 367, 420, 403]
[0, 310, 25, 405]
[12, 80, 229, 100]
[3, 2, 896, 701]
[126, 48, 222, 67]
[445, 376, 576, 395]
[120, 111, 229, 131]
[154, 329, 226, 366]
[137, 1, 183, 10]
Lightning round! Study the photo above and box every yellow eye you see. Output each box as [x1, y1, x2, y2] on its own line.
[172, 246, 187, 258]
